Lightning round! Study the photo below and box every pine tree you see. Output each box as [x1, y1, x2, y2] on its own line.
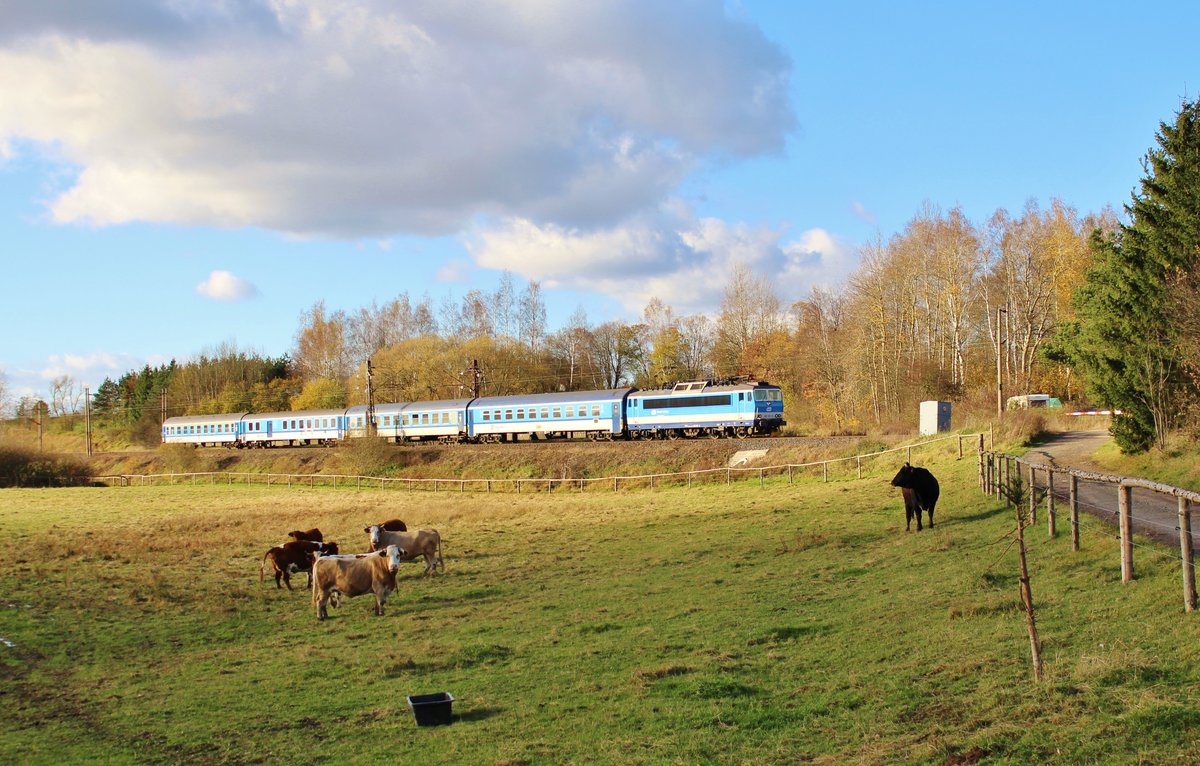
[1064, 99, 1200, 452]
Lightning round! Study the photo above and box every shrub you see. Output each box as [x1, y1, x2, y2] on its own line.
[0, 445, 94, 487]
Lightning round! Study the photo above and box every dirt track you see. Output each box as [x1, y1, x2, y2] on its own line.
[1022, 430, 1197, 551]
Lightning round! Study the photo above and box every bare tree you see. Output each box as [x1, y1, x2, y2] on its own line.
[518, 281, 548, 351]
[492, 271, 517, 339]
[712, 262, 782, 376]
[546, 306, 592, 389]
[49, 374, 83, 415]
[590, 321, 644, 389]
[0, 369, 9, 418]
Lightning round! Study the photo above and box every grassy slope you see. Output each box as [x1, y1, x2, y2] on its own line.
[2, 451, 1199, 765]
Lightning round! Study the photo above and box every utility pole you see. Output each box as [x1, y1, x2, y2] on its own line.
[995, 307, 1008, 416]
[85, 386, 93, 457]
[468, 358, 481, 398]
[36, 400, 45, 451]
[366, 358, 377, 435]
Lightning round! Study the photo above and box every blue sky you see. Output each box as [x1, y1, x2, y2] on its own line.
[1, 1, 1197, 407]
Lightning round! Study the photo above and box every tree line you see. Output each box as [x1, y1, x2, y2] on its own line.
[16, 99, 1200, 454]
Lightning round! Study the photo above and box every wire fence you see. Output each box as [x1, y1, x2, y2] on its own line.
[980, 450, 1199, 614]
[94, 432, 986, 494]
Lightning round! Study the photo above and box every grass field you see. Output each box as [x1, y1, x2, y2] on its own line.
[3, 450, 1200, 765]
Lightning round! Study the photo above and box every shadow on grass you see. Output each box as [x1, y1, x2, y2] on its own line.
[453, 706, 503, 723]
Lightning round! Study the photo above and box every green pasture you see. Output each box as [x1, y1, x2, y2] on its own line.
[2, 454, 1199, 765]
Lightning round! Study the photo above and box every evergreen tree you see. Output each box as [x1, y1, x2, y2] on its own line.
[1061, 99, 1200, 452]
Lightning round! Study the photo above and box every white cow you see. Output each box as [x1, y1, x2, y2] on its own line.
[365, 525, 444, 575]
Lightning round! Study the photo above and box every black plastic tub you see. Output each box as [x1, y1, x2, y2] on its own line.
[407, 692, 455, 726]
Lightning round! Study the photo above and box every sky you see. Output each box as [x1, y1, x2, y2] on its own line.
[2, 0, 1198, 406]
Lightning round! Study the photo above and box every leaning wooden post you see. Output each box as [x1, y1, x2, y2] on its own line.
[1070, 474, 1080, 551]
[1027, 465, 1036, 525]
[1016, 506, 1044, 682]
[1027, 463, 1037, 524]
[1045, 469, 1056, 538]
[1119, 484, 1134, 583]
[1179, 497, 1196, 612]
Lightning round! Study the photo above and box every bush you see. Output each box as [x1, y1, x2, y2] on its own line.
[0, 445, 94, 487]
[330, 437, 397, 477]
[158, 443, 214, 474]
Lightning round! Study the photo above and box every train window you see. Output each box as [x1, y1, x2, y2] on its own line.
[540, 407, 549, 418]
[552, 408, 561, 418]
[590, 404, 599, 417]
[516, 409, 524, 419]
[422, 413, 430, 425]
[482, 411, 490, 421]
[505, 410, 512, 420]
[565, 406, 574, 418]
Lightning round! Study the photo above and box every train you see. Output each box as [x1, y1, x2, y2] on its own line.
[162, 379, 786, 447]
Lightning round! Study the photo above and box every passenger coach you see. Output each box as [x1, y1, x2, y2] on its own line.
[467, 388, 631, 442]
[162, 412, 246, 447]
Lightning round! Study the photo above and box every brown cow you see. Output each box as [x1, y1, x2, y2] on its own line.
[365, 525, 443, 575]
[287, 528, 324, 542]
[260, 540, 339, 590]
[312, 545, 404, 620]
[372, 519, 407, 532]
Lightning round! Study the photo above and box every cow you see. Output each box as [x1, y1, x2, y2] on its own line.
[890, 463, 940, 531]
[260, 540, 339, 590]
[287, 528, 324, 543]
[312, 545, 404, 620]
[372, 519, 407, 532]
[365, 525, 443, 575]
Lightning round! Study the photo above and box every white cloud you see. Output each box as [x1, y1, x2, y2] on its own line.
[851, 199, 876, 225]
[195, 270, 258, 302]
[435, 259, 471, 284]
[468, 205, 857, 314]
[0, 1, 793, 239]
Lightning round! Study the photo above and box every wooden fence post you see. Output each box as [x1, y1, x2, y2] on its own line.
[1046, 469, 1056, 538]
[1027, 464, 1037, 524]
[856, 457, 862, 480]
[823, 462, 828, 482]
[1119, 484, 1134, 583]
[1070, 474, 1080, 552]
[1179, 497, 1196, 612]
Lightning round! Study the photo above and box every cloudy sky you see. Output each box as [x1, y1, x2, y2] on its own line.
[1, 0, 1197, 403]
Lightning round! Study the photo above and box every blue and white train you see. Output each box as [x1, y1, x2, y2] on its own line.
[162, 380, 785, 447]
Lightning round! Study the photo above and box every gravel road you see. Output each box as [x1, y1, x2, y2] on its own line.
[1021, 430, 1198, 551]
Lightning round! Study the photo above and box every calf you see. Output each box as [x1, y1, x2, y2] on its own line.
[260, 540, 339, 590]
[312, 545, 404, 620]
[287, 528, 323, 542]
[890, 463, 940, 531]
[365, 525, 443, 575]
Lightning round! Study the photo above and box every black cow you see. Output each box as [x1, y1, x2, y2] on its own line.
[890, 463, 939, 531]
